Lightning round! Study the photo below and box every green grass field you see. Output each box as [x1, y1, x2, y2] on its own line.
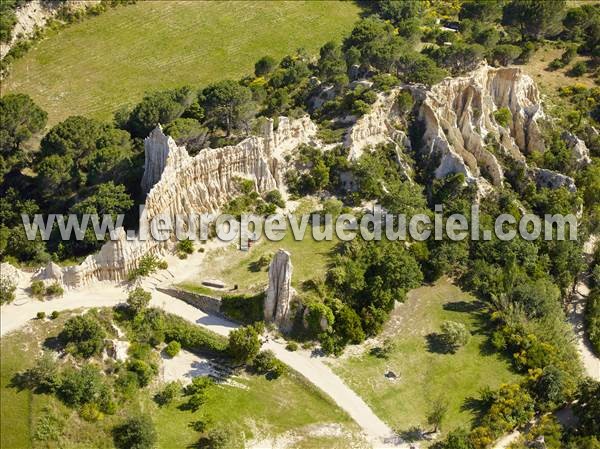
[1, 309, 360, 449]
[329, 278, 522, 439]
[180, 209, 339, 296]
[3, 1, 361, 126]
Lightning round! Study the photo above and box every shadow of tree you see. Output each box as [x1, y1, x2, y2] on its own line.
[425, 333, 454, 354]
[398, 426, 425, 443]
[443, 300, 481, 313]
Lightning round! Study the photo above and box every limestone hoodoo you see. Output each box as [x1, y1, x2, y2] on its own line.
[264, 249, 295, 328]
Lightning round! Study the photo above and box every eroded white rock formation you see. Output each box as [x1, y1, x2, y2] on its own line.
[419, 64, 545, 187]
[345, 89, 409, 161]
[42, 116, 316, 288]
[264, 249, 294, 328]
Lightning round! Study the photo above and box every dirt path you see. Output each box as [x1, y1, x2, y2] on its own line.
[0, 281, 404, 448]
[567, 235, 600, 381]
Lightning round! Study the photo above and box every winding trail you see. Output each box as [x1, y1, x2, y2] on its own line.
[0, 280, 402, 448]
[567, 235, 600, 381]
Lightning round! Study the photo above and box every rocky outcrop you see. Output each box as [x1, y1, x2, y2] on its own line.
[264, 249, 294, 328]
[0, 262, 22, 286]
[562, 131, 592, 168]
[419, 64, 544, 188]
[345, 89, 409, 161]
[53, 117, 316, 288]
[530, 167, 577, 192]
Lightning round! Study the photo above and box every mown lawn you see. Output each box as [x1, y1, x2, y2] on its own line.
[1, 308, 360, 448]
[3, 1, 361, 126]
[329, 278, 523, 439]
[180, 216, 339, 296]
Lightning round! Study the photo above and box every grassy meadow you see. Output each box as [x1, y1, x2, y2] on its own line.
[3, 1, 361, 126]
[329, 278, 523, 439]
[0, 310, 362, 449]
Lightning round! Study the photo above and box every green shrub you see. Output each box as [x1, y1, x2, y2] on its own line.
[112, 415, 157, 449]
[228, 325, 261, 364]
[126, 359, 156, 387]
[50, 311, 60, 320]
[569, 61, 587, 77]
[163, 314, 228, 354]
[46, 283, 64, 297]
[31, 280, 45, 298]
[220, 293, 264, 324]
[154, 381, 181, 406]
[157, 260, 168, 270]
[128, 254, 161, 281]
[440, 321, 470, 352]
[60, 314, 106, 358]
[264, 189, 285, 208]
[127, 287, 151, 316]
[37, 311, 46, 320]
[177, 239, 194, 256]
[285, 341, 299, 351]
[164, 340, 181, 358]
[494, 107, 512, 128]
[79, 402, 103, 422]
[0, 275, 16, 304]
[586, 289, 600, 355]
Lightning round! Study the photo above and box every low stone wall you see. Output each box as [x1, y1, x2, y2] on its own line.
[157, 287, 223, 317]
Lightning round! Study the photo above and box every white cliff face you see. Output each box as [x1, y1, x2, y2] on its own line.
[264, 249, 294, 327]
[562, 131, 592, 168]
[345, 90, 407, 161]
[52, 116, 316, 288]
[419, 64, 545, 186]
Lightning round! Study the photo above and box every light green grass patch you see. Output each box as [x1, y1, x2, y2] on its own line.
[182, 219, 338, 295]
[1, 307, 360, 448]
[329, 278, 522, 438]
[4, 1, 361, 125]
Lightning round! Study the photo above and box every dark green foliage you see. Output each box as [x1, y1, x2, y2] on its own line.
[251, 349, 286, 378]
[0, 93, 47, 156]
[317, 41, 348, 86]
[502, 0, 566, 41]
[424, 43, 485, 75]
[123, 86, 195, 137]
[201, 80, 254, 136]
[569, 61, 587, 77]
[254, 55, 277, 77]
[154, 381, 181, 406]
[573, 380, 600, 437]
[493, 107, 512, 127]
[127, 287, 152, 316]
[490, 45, 522, 66]
[264, 190, 285, 208]
[431, 428, 474, 449]
[128, 254, 163, 281]
[220, 293, 264, 324]
[586, 288, 600, 354]
[57, 364, 105, 407]
[126, 358, 156, 387]
[36, 116, 134, 203]
[460, 0, 502, 22]
[395, 51, 447, 86]
[227, 324, 261, 364]
[176, 239, 194, 258]
[0, 274, 16, 304]
[162, 313, 228, 354]
[182, 376, 213, 411]
[60, 313, 106, 358]
[439, 321, 470, 352]
[164, 340, 181, 358]
[112, 415, 157, 449]
[163, 118, 208, 155]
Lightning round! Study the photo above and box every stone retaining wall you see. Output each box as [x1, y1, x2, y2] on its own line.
[157, 287, 223, 317]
